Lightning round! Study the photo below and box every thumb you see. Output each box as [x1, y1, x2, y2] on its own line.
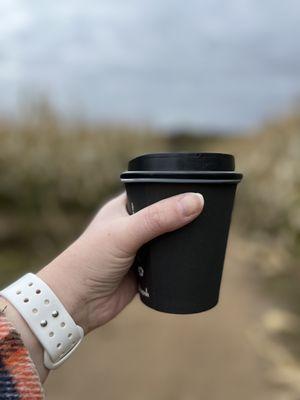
[117, 192, 204, 255]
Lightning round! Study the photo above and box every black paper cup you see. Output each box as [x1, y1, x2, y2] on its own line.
[120, 153, 243, 314]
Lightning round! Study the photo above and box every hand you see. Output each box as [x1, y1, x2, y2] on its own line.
[38, 191, 204, 334]
[4, 191, 204, 382]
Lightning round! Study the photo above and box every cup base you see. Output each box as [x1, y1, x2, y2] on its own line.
[139, 295, 219, 315]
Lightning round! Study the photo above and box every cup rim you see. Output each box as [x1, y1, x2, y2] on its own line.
[120, 177, 243, 184]
[122, 170, 239, 175]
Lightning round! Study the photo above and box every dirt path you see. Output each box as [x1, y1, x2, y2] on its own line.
[45, 234, 275, 400]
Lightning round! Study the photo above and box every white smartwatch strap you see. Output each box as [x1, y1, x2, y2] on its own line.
[0, 273, 84, 369]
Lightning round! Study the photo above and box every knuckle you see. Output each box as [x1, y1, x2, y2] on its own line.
[143, 205, 165, 235]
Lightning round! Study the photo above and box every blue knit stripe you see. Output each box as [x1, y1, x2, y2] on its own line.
[0, 354, 20, 400]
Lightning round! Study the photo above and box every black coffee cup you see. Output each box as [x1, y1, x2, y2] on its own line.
[120, 152, 243, 314]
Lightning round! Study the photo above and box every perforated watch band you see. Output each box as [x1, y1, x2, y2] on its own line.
[0, 273, 84, 369]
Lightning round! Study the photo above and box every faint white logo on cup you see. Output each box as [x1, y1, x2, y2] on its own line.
[138, 285, 150, 298]
[130, 202, 135, 214]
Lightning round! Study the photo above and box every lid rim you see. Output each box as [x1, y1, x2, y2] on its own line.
[128, 152, 235, 172]
[129, 152, 234, 159]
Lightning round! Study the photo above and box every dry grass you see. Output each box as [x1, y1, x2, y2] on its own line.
[217, 113, 300, 398]
[0, 104, 169, 284]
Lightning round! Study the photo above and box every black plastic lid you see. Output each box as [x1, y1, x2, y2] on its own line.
[128, 152, 235, 172]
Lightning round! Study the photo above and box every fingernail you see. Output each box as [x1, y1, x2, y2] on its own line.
[177, 193, 204, 217]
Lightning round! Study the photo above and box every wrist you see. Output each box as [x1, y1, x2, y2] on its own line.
[1, 272, 85, 371]
[36, 266, 89, 334]
[36, 263, 110, 334]
[37, 237, 97, 334]
[37, 235, 114, 334]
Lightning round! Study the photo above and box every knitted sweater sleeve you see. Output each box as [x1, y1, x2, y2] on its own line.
[0, 306, 44, 399]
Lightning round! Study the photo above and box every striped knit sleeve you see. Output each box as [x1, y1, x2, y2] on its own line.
[0, 307, 44, 399]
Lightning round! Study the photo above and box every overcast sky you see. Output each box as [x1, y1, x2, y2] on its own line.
[1, 0, 300, 131]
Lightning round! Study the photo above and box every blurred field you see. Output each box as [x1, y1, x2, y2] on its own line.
[0, 102, 169, 285]
[0, 104, 300, 399]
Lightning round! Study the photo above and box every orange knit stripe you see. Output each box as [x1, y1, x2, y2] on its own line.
[0, 312, 44, 399]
